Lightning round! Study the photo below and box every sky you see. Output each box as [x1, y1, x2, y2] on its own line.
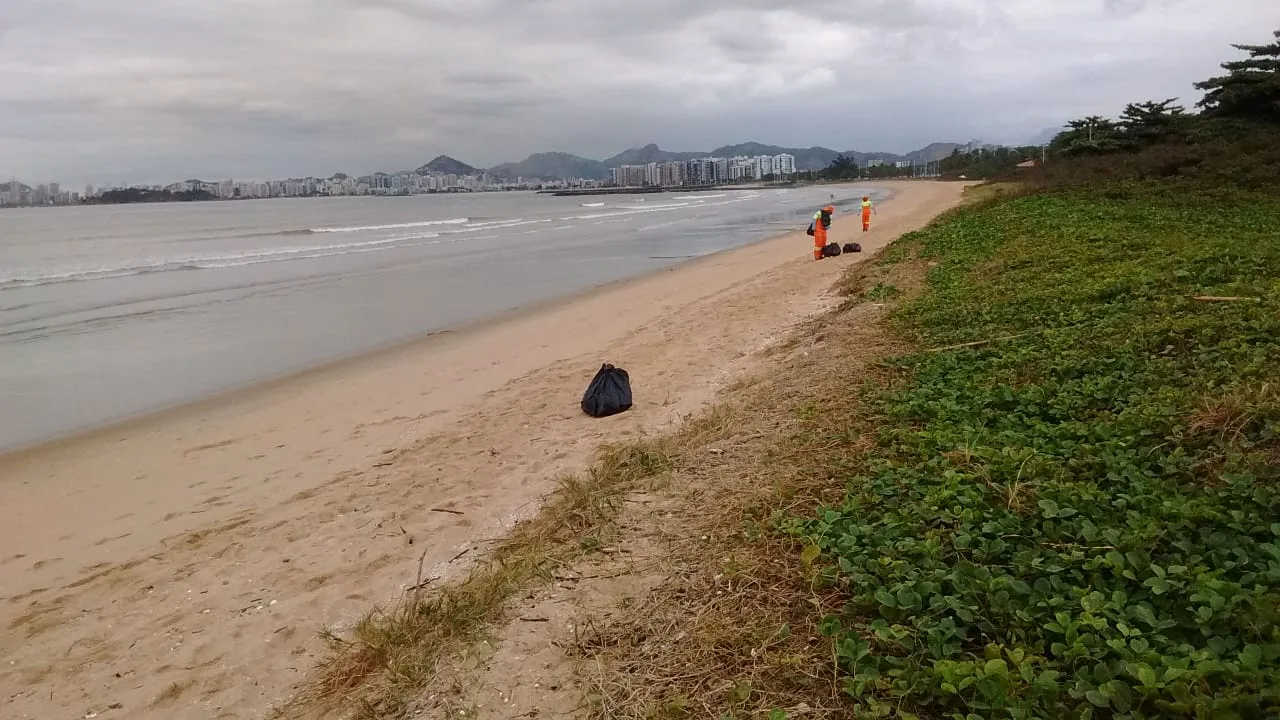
[1, 0, 1276, 186]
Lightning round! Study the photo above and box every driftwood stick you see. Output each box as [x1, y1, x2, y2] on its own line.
[1191, 296, 1257, 302]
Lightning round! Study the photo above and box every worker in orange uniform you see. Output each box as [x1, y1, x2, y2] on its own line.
[861, 196, 876, 232]
[809, 205, 834, 260]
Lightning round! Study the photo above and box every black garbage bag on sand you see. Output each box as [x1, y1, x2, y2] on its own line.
[581, 364, 633, 418]
[821, 243, 842, 258]
[843, 242, 862, 253]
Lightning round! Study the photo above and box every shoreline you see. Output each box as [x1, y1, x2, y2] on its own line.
[0, 181, 968, 720]
[0, 192, 880, 462]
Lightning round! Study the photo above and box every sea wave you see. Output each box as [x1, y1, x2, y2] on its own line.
[308, 217, 469, 233]
[0, 233, 456, 290]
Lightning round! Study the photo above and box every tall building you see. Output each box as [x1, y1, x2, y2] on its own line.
[774, 153, 796, 176]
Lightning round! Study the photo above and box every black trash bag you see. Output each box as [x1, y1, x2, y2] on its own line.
[822, 243, 842, 257]
[805, 222, 816, 236]
[581, 364, 633, 418]
[842, 242, 862, 253]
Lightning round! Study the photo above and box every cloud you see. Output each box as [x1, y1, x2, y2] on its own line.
[0, 0, 1275, 184]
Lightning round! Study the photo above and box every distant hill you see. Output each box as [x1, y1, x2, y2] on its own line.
[406, 140, 967, 182]
[600, 143, 706, 167]
[708, 143, 845, 171]
[490, 152, 609, 181]
[901, 142, 965, 163]
[1026, 127, 1063, 146]
[477, 141, 967, 180]
[417, 155, 477, 176]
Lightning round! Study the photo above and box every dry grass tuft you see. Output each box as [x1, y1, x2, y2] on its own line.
[961, 181, 1029, 205]
[1188, 382, 1280, 441]
[275, 437, 677, 720]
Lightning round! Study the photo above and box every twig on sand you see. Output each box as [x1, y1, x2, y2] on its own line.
[430, 507, 465, 515]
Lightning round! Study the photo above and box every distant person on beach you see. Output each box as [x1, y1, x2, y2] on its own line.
[861, 196, 876, 232]
[811, 205, 834, 260]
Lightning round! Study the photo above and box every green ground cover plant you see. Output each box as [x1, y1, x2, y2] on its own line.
[795, 184, 1280, 719]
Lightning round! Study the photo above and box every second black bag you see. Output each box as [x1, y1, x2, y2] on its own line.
[581, 363, 633, 418]
[822, 243, 842, 257]
[842, 242, 862, 253]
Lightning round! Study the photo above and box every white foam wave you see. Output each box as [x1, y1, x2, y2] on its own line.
[571, 203, 695, 220]
[309, 217, 469, 233]
[0, 234, 453, 290]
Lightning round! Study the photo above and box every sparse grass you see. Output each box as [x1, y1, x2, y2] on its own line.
[577, 286, 913, 719]
[962, 181, 1028, 204]
[275, 440, 676, 719]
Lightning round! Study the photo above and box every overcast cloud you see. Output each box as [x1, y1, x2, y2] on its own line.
[1, 0, 1275, 185]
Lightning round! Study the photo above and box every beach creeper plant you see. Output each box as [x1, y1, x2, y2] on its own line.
[792, 185, 1280, 719]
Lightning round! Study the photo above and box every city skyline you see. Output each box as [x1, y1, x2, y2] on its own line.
[1, 136, 975, 205]
[1, 151, 801, 206]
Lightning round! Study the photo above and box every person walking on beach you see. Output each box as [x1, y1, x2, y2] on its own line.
[861, 196, 876, 232]
[810, 205, 834, 260]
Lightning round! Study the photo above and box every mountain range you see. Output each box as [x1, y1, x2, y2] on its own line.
[427, 141, 965, 181]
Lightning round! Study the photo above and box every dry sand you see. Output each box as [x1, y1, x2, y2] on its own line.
[0, 181, 966, 719]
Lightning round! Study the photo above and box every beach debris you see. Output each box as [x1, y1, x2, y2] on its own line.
[581, 363, 633, 418]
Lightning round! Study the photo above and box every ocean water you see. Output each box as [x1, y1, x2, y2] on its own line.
[0, 184, 883, 451]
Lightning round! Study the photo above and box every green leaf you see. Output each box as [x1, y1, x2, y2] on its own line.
[1085, 690, 1110, 708]
[1240, 644, 1263, 670]
[984, 658, 1009, 678]
[1144, 577, 1171, 595]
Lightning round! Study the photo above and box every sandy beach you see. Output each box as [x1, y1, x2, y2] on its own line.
[0, 181, 966, 719]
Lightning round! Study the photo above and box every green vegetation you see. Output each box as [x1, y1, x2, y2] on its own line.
[795, 185, 1280, 719]
[1195, 30, 1280, 121]
[787, 28, 1280, 720]
[91, 188, 216, 204]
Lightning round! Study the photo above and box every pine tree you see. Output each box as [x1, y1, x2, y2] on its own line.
[1194, 29, 1280, 121]
[1118, 99, 1188, 145]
